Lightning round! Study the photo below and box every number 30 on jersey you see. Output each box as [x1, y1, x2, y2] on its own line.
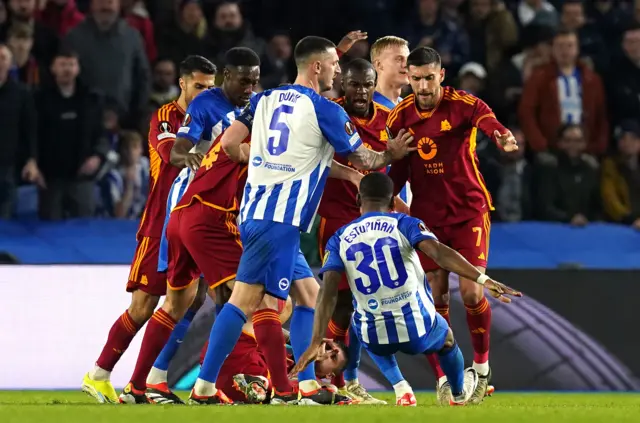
[345, 237, 408, 295]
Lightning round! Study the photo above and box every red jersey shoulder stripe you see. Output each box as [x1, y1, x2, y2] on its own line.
[386, 94, 415, 128]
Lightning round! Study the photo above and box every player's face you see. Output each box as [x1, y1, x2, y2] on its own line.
[314, 343, 348, 379]
[317, 49, 341, 93]
[180, 71, 216, 105]
[409, 63, 445, 109]
[342, 69, 376, 117]
[223, 65, 260, 106]
[375, 45, 409, 87]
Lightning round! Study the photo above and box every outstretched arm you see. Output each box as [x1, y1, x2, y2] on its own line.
[170, 137, 204, 171]
[347, 129, 415, 171]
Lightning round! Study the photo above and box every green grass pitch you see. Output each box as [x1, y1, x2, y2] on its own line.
[1, 391, 639, 423]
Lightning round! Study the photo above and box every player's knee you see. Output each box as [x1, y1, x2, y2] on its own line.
[227, 281, 265, 316]
[128, 290, 160, 323]
[163, 281, 199, 320]
[441, 328, 456, 351]
[459, 284, 484, 305]
[290, 277, 319, 308]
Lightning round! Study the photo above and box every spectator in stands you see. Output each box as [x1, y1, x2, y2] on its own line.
[0, 43, 41, 219]
[260, 31, 295, 90]
[37, 0, 84, 37]
[466, 0, 519, 73]
[0, 1, 9, 41]
[486, 23, 553, 124]
[6, 23, 40, 88]
[482, 127, 533, 222]
[587, 0, 629, 47]
[64, 0, 150, 129]
[534, 124, 600, 226]
[6, 0, 58, 65]
[205, 1, 266, 67]
[513, 0, 558, 28]
[148, 58, 178, 109]
[601, 120, 640, 229]
[401, 0, 469, 74]
[519, 29, 609, 156]
[121, 0, 156, 63]
[98, 130, 148, 219]
[608, 23, 640, 128]
[156, 0, 207, 69]
[560, 0, 608, 73]
[457, 61, 487, 97]
[35, 48, 105, 220]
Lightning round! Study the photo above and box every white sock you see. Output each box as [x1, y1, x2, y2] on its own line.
[472, 361, 489, 376]
[299, 379, 320, 393]
[437, 375, 448, 388]
[89, 365, 111, 382]
[393, 380, 412, 397]
[193, 378, 217, 397]
[146, 367, 168, 386]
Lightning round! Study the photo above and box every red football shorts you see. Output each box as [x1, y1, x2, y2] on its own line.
[214, 333, 269, 403]
[166, 202, 242, 290]
[318, 216, 352, 291]
[419, 212, 490, 272]
[126, 236, 167, 297]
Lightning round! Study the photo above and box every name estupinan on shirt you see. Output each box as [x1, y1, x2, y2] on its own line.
[343, 219, 396, 243]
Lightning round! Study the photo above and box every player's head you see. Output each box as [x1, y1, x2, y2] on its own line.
[341, 59, 376, 117]
[314, 340, 349, 379]
[370, 36, 409, 87]
[294, 36, 340, 93]
[356, 172, 395, 213]
[179, 55, 217, 105]
[407, 47, 444, 109]
[222, 47, 261, 107]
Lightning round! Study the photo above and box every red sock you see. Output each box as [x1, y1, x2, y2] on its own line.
[129, 309, 176, 390]
[252, 309, 293, 393]
[199, 341, 209, 365]
[425, 305, 449, 380]
[327, 319, 348, 387]
[96, 311, 141, 371]
[464, 297, 491, 364]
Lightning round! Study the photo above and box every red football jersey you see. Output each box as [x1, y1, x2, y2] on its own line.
[317, 98, 390, 221]
[137, 101, 183, 239]
[174, 137, 248, 214]
[387, 87, 507, 227]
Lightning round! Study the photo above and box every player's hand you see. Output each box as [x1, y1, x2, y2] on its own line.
[484, 279, 522, 304]
[570, 213, 588, 227]
[288, 338, 336, 378]
[78, 155, 101, 176]
[494, 130, 518, 152]
[337, 30, 368, 54]
[632, 218, 640, 230]
[186, 152, 204, 173]
[393, 196, 410, 214]
[387, 129, 416, 160]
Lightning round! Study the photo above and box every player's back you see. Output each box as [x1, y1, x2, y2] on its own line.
[138, 101, 184, 239]
[239, 85, 362, 232]
[332, 212, 436, 345]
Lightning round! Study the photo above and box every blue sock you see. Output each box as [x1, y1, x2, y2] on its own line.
[438, 342, 465, 395]
[290, 306, 315, 382]
[343, 329, 361, 381]
[215, 303, 224, 316]
[153, 309, 197, 371]
[199, 303, 246, 383]
[367, 351, 404, 385]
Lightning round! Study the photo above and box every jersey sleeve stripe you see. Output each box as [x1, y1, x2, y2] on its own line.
[474, 112, 496, 127]
[469, 127, 495, 211]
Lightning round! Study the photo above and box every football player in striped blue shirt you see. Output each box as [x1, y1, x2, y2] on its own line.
[190, 36, 415, 405]
[291, 172, 521, 406]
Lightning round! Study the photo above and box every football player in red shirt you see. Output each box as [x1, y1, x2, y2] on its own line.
[386, 47, 518, 405]
[81, 56, 216, 403]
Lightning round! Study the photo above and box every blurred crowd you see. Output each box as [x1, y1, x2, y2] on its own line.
[0, 0, 639, 229]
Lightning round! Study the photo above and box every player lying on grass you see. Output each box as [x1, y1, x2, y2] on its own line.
[210, 286, 348, 404]
[291, 172, 521, 406]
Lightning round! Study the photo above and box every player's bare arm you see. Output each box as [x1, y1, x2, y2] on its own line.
[329, 160, 363, 187]
[416, 239, 522, 303]
[348, 129, 415, 170]
[337, 30, 368, 55]
[288, 270, 342, 376]
[221, 120, 250, 162]
[170, 137, 204, 172]
[393, 196, 410, 214]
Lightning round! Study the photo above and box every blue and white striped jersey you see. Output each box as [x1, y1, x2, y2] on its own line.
[320, 212, 437, 346]
[98, 158, 150, 219]
[157, 88, 246, 272]
[237, 84, 362, 233]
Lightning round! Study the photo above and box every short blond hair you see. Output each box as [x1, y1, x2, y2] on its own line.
[370, 36, 409, 62]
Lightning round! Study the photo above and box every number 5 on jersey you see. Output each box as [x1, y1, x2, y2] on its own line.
[267, 104, 293, 156]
